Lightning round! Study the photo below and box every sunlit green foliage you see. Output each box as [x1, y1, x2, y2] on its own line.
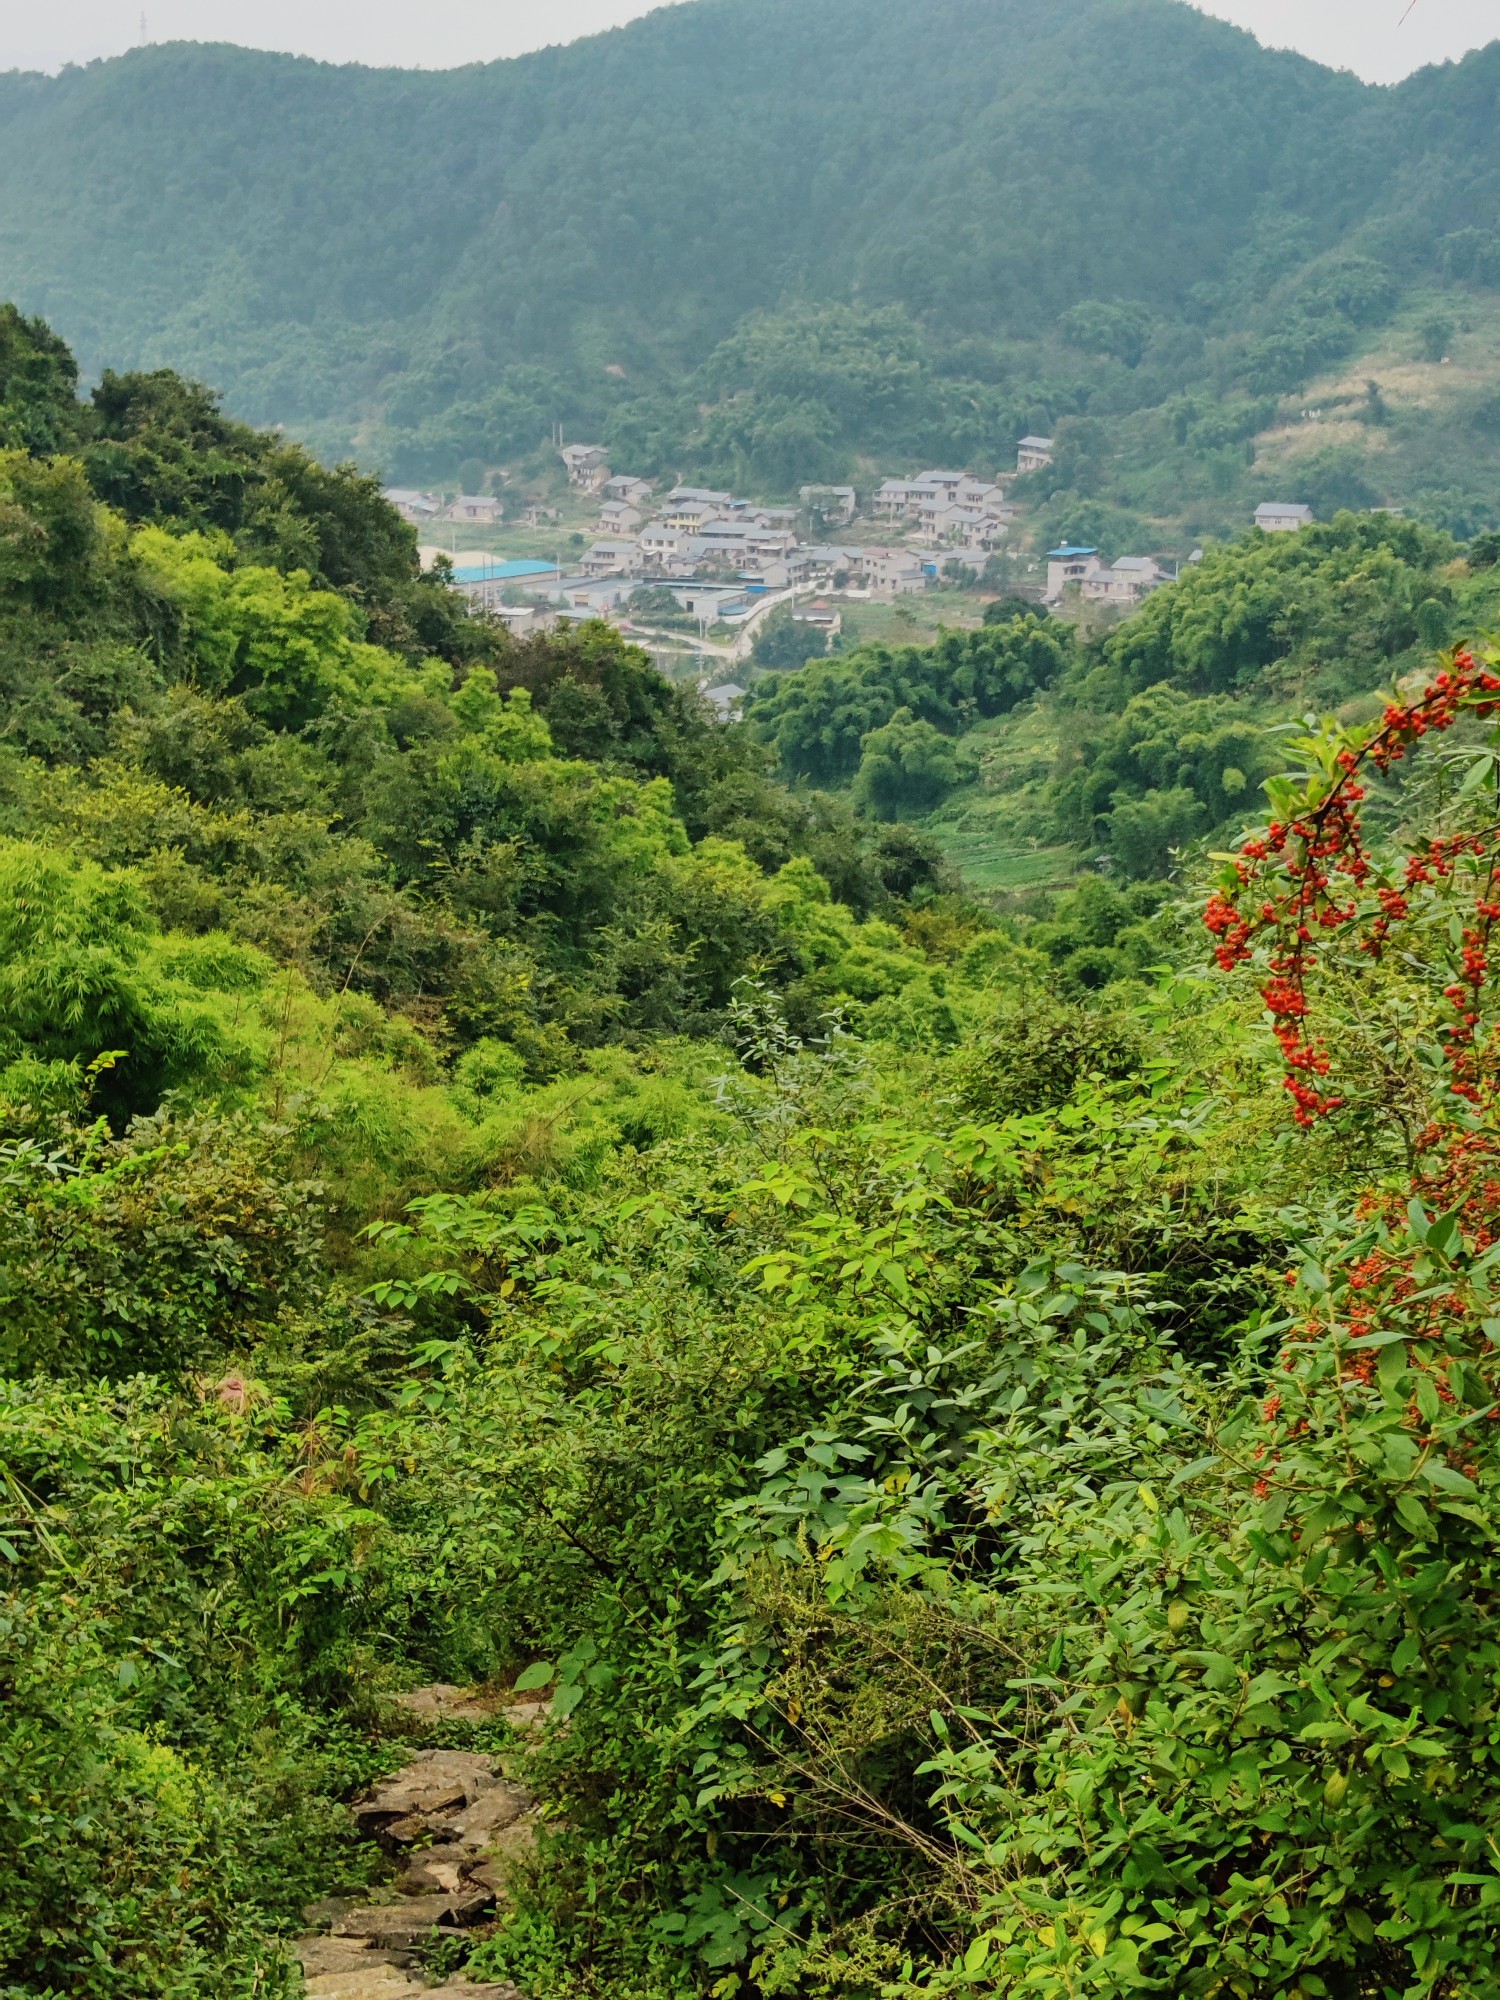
[5, 308, 1500, 2000]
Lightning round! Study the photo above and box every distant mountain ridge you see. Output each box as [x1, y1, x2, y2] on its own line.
[0, 0, 1497, 513]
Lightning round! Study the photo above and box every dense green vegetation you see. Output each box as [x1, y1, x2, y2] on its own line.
[747, 514, 1500, 906]
[2, 0, 1500, 530]
[11, 307, 1500, 2000]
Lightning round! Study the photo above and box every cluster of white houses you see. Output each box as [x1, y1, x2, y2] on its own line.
[388, 431, 1322, 629]
[556, 447, 1050, 591]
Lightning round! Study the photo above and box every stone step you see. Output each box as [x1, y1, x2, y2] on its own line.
[295, 1740, 533, 1998]
[357, 1752, 499, 1827]
[303, 1969, 420, 2000]
[332, 1890, 494, 1946]
[297, 1938, 412, 1977]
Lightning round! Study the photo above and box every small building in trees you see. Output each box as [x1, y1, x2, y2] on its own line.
[383, 486, 442, 523]
[1016, 435, 1054, 473]
[560, 443, 610, 489]
[800, 484, 857, 523]
[445, 493, 502, 524]
[1080, 554, 1164, 606]
[1044, 544, 1101, 601]
[1253, 501, 1314, 532]
[603, 474, 653, 504]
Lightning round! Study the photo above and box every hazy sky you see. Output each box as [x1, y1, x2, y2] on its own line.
[0, 0, 1492, 86]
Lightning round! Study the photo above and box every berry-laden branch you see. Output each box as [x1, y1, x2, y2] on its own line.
[1204, 648, 1500, 1123]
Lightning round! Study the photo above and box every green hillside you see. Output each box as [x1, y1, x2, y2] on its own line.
[11, 307, 1500, 1999]
[1, 0, 1498, 526]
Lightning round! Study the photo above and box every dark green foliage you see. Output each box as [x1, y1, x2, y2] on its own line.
[1096, 511, 1452, 700]
[752, 604, 829, 673]
[749, 619, 1074, 787]
[982, 595, 1047, 625]
[951, 992, 1143, 1116]
[0, 1119, 324, 1377]
[851, 709, 978, 819]
[1239, 257, 1396, 392]
[1027, 872, 1170, 986]
[0, 304, 83, 457]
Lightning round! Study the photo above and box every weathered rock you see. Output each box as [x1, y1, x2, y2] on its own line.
[439, 1783, 533, 1851]
[301, 1894, 366, 1928]
[395, 1850, 472, 1896]
[296, 1936, 407, 1976]
[391, 1683, 503, 1725]
[484, 1815, 539, 1863]
[332, 1889, 494, 1943]
[303, 1969, 418, 2000]
[295, 1745, 532, 1996]
[426, 1984, 527, 2000]
[501, 1700, 551, 1732]
[355, 1751, 498, 1825]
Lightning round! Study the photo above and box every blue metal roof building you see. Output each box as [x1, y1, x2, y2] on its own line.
[452, 559, 558, 584]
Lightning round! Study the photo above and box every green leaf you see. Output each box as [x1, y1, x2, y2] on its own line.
[513, 1659, 555, 1692]
[1421, 1461, 1479, 1497]
[1395, 1493, 1435, 1536]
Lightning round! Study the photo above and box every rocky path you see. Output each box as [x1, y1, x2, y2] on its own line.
[291, 1686, 547, 2000]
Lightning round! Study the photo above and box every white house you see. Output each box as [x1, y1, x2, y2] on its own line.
[1044, 545, 1101, 601]
[873, 479, 918, 519]
[956, 478, 1003, 511]
[491, 604, 558, 638]
[384, 487, 442, 524]
[742, 526, 798, 566]
[1254, 502, 1314, 532]
[1081, 555, 1164, 607]
[1016, 436, 1055, 474]
[670, 585, 750, 622]
[638, 523, 691, 568]
[560, 444, 610, 489]
[603, 474, 653, 505]
[859, 546, 928, 596]
[445, 493, 502, 524]
[598, 500, 643, 535]
[580, 539, 640, 577]
[553, 573, 635, 615]
[915, 469, 967, 498]
[759, 553, 814, 590]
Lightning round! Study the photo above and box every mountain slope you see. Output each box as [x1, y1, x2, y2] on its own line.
[0, 0, 1496, 512]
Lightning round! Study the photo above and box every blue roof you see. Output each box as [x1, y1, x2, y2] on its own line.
[1047, 545, 1098, 559]
[452, 558, 557, 583]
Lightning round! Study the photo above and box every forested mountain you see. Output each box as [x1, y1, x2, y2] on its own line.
[2, 0, 1499, 526]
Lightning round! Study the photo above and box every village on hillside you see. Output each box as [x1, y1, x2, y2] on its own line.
[384, 440, 1317, 693]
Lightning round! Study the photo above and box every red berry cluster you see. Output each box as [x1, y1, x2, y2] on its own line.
[1204, 649, 1500, 1124]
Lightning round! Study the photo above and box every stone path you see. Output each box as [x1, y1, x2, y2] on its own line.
[291, 1687, 546, 2000]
